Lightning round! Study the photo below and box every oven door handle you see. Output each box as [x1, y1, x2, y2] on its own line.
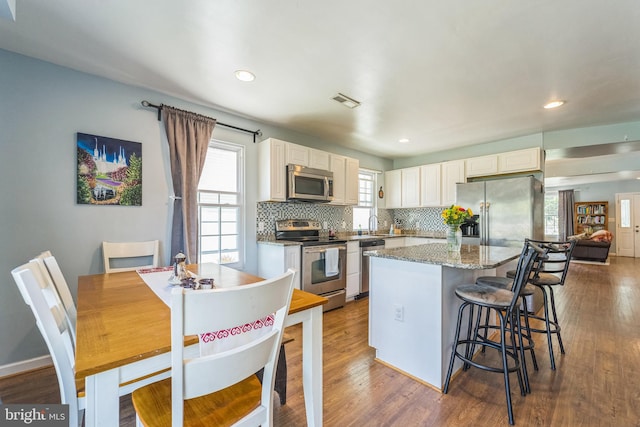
[303, 246, 346, 254]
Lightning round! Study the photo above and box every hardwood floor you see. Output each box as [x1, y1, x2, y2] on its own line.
[2, 256, 639, 426]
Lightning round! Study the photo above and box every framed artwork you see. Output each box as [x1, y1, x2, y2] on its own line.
[76, 132, 142, 206]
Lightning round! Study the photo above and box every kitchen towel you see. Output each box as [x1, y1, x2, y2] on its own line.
[325, 247, 339, 276]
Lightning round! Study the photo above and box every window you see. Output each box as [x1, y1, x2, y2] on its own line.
[353, 170, 376, 231]
[197, 141, 244, 268]
[544, 192, 559, 236]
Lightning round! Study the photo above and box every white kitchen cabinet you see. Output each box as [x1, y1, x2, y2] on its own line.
[441, 159, 466, 207]
[345, 157, 360, 205]
[466, 155, 498, 177]
[257, 244, 301, 290]
[401, 167, 421, 207]
[420, 163, 442, 206]
[309, 148, 330, 170]
[286, 142, 309, 166]
[258, 138, 287, 202]
[346, 241, 360, 299]
[330, 154, 359, 205]
[384, 169, 402, 209]
[498, 147, 541, 173]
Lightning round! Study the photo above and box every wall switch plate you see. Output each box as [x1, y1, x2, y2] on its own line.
[258, 222, 264, 232]
[342, 221, 346, 229]
[323, 221, 328, 229]
[393, 304, 404, 321]
[384, 220, 388, 227]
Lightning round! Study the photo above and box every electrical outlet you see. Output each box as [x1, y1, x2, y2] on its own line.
[258, 222, 264, 232]
[416, 221, 420, 229]
[393, 304, 404, 322]
[384, 220, 388, 227]
[342, 221, 346, 229]
[323, 221, 328, 229]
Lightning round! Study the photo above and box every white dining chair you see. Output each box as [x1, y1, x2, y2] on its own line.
[12, 261, 84, 427]
[102, 240, 160, 273]
[131, 269, 296, 427]
[11, 260, 171, 427]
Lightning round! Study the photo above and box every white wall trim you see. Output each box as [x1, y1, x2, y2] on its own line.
[0, 356, 53, 379]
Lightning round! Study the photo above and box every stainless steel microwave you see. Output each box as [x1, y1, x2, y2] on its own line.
[287, 164, 333, 202]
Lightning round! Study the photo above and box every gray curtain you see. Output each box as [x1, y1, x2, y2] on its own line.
[558, 189, 575, 241]
[162, 106, 216, 263]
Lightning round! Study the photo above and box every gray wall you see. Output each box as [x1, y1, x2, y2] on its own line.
[0, 49, 391, 368]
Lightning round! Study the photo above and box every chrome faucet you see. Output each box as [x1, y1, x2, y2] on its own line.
[368, 214, 379, 234]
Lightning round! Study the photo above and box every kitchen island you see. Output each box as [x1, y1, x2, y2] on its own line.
[365, 242, 522, 391]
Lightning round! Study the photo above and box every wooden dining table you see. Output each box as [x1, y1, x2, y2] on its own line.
[75, 264, 327, 427]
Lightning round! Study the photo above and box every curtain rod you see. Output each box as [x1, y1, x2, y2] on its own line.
[141, 100, 263, 143]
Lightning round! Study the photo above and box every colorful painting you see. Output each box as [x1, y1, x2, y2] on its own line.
[76, 132, 142, 206]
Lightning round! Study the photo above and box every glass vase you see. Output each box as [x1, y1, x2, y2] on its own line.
[446, 224, 463, 252]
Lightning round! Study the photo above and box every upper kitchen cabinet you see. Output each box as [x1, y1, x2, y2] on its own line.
[258, 138, 287, 202]
[466, 147, 541, 178]
[498, 147, 541, 173]
[401, 167, 421, 207]
[466, 155, 498, 177]
[286, 143, 331, 170]
[384, 169, 402, 208]
[286, 143, 309, 166]
[441, 159, 466, 206]
[330, 154, 359, 205]
[310, 149, 331, 170]
[420, 163, 442, 206]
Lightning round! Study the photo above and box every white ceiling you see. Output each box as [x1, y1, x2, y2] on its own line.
[1, 1, 640, 160]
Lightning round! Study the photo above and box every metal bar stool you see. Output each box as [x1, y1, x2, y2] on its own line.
[443, 242, 545, 425]
[473, 240, 548, 393]
[504, 239, 577, 370]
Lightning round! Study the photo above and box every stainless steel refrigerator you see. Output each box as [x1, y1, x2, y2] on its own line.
[456, 176, 544, 247]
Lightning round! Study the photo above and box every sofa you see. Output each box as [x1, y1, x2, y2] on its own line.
[570, 230, 612, 263]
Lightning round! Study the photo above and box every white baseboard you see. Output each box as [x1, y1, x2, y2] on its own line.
[0, 355, 53, 379]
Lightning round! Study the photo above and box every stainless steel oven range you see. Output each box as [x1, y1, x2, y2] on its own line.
[275, 219, 346, 311]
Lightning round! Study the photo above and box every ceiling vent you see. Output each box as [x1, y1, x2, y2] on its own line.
[332, 93, 361, 109]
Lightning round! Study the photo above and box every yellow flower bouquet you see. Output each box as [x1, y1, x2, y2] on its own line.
[441, 205, 474, 226]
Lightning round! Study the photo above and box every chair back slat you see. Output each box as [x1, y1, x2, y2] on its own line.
[102, 240, 160, 273]
[527, 239, 577, 284]
[509, 242, 546, 310]
[30, 253, 77, 347]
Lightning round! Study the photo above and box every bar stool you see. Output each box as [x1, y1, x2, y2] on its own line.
[443, 242, 545, 425]
[504, 239, 576, 370]
[473, 241, 547, 393]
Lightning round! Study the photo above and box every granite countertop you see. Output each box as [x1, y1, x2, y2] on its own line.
[364, 243, 521, 269]
[257, 233, 445, 246]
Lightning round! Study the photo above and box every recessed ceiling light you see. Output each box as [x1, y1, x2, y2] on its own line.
[235, 70, 255, 82]
[399, 138, 410, 143]
[543, 100, 565, 109]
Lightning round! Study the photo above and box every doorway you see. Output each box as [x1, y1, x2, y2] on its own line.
[615, 192, 640, 258]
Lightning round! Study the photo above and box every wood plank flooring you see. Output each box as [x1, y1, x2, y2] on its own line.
[1, 256, 639, 426]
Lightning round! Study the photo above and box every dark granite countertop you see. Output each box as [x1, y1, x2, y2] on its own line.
[364, 243, 521, 269]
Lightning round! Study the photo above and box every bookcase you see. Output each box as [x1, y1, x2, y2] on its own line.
[574, 201, 608, 234]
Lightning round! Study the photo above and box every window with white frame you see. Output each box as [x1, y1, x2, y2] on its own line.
[353, 170, 376, 231]
[197, 141, 244, 268]
[544, 192, 559, 236]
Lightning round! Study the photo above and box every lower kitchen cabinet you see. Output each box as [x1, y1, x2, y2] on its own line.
[346, 241, 360, 299]
[257, 243, 301, 290]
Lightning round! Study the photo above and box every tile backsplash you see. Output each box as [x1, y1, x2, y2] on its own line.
[256, 202, 447, 237]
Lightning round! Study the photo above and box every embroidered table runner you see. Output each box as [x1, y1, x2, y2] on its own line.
[137, 266, 273, 355]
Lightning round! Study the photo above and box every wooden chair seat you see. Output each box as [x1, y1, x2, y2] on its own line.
[132, 375, 261, 427]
